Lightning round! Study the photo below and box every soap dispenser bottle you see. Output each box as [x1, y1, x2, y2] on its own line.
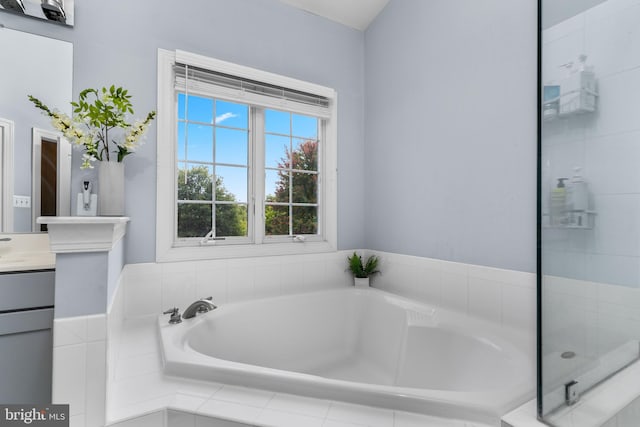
[550, 178, 568, 226]
[566, 167, 588, 212]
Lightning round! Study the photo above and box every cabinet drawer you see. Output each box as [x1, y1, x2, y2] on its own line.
[0, 270, 55, 311]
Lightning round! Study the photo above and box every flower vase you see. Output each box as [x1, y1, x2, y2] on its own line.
[354, 277, 370, 288]
[98, 160, 125, 216]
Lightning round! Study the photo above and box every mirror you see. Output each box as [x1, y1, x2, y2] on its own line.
[0, 0, 74, 27]
[0, 27, 73, 232]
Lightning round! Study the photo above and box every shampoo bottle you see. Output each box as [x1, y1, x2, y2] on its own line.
[566, 167, 588, 212]
[550, 178, 567, 226]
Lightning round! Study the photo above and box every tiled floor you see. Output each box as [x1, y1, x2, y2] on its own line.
[107, 316, 493, 427]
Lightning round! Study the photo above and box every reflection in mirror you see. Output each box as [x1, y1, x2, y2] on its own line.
[0, 27, 72, 233]
[31, 128, 71, 232]
[0, 118, 15, 232]
[0, 0, 74, 26]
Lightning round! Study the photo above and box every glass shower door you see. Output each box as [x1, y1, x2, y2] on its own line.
[539, 0, 640, 424]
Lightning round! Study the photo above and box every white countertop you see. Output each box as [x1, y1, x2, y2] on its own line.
[0, 233, 55, 272]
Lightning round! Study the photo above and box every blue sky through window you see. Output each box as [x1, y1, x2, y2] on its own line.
[178, 93, 318, 202]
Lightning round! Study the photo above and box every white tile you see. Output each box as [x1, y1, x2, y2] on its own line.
[325, 252, 354, 288]
[116, 351, 163, 380]
[119, 316, 159, 358]
[543, 11, 584, 44]
[585, 253, 640, 288]
[168, 409, 196, 427]
[586, 131, 640, 195]
[123, 263, 163, 317]
[69, 414, 84, 427]
[52, 343, 86, 416]
[196, 399, 262, 424]
[162, 263, 198, 314]
[85, 341, 107, 427]
[110, 411, 165, 427]
[196, 414, 253, 427]
[590, 194, 640, 257]
[618, 395, 640, 427]
[502, 284, 535, 330]
[226, 261, 256, 302]
[322, 420, 366, 427]
[110, 372, 176, 408]
[325, 402, 394, 427]
[253, 260, 282, 299]
[169, 393, 210, 413]
[417, 265, 442, 306]
[441, 271, 468, 313]
[196, 261, 228, 305]
[54, 316, 87, 347]
[109, 395, 173, 424]
[468, 277, 502, 324]
[257, 408, 324, 427]
[266, 393, 331, 418]
[302, 260, 328, 291]
[394, 411, 459, 427]
[210, 385, 274, 408]
[281, 259, 308, 294]
[87, 314, 107, 341]
[172, 378, 223, 400]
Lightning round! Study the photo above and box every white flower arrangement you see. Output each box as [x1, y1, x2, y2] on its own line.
[29, 86, 156, 169]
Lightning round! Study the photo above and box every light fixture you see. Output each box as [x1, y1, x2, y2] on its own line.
[41, 0, 65, 23]
[0, 0, 26, 14]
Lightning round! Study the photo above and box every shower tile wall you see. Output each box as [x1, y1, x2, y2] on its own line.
[541, 0, 640, 410]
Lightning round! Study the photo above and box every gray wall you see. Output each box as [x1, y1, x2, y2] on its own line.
[2, 0, 366, 263]
[363, 0, 538, 272]
[4, 0, 540, 273]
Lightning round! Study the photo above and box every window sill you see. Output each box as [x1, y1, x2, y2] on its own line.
[156, 240, 336, 263]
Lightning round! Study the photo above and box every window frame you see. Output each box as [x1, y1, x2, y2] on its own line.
[156, 49, 337, 262]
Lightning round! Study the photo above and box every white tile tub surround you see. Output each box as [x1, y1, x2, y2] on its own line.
[52, 313, 107, 427]
[503, 360, 640, 427]
[368, 251, 536, 339]
[103, 250, 539, 427]
[121, 251, 355, 319]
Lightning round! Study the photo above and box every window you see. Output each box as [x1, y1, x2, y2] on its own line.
[157, 49, 337, 261]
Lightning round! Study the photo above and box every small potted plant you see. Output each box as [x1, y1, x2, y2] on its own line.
[347, 252, 380, 288]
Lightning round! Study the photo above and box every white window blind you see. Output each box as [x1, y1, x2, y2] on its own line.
[174, 63, 332, 119]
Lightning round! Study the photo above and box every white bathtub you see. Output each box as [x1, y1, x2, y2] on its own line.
[159, 288, 533, 424]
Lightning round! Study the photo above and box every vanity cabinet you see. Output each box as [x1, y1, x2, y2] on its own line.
[0, 270, 54, 404]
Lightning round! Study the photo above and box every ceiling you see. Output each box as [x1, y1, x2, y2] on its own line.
[277, 0, 391, 31]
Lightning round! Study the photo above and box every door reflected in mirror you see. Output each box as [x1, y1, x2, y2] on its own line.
[31, 128, 71, 232]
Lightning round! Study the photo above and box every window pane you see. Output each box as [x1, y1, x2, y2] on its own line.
[216, 128, 248, 166]
[265, 169, 288, 202]
[215, 100, 248, 129]
[265, 205, 289, 236]
[292, 139, 318, 171]
[292, 114, 317, 139]
[187, 95, 214, 123]
[178, 203, 212, 238]
[293, 206, 317, 235]
[177, 122, 186, 161]
[292, 172, 317, 204]
[178, 93, 185, 120]
[216, 166, 247, 203]
[178, 165, 213, 201]
[186, 124, 213, 163]
[215, 204, 247, 237]
[265, 134, 289, 168]
[265, 109, 290, 135]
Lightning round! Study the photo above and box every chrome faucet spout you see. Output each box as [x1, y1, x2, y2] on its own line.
[182, 297, 217, 319]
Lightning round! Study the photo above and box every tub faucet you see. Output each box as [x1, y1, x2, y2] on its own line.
[183, 296, 217, 319]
